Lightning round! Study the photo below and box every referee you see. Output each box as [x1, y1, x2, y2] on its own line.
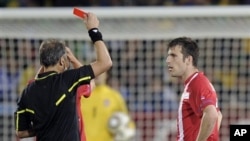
[14, 12, 112, 141]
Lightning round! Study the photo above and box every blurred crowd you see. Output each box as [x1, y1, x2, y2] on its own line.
[1, 0, 250, 7]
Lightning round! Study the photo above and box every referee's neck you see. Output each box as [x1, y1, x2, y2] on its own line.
[43, 65, 61, 73]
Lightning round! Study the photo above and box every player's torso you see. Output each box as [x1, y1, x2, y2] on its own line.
[177, 89, 200, 141]
[177, 73, 201, 141]
[81, 85, 121, 141]
[177, 72, 219, 141]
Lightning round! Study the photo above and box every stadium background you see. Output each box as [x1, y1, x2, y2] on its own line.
[1, 1, 250, 141]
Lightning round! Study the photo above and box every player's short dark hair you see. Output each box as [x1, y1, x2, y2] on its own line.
[167, 37, 199, 67]
[39, 39, 66, 67]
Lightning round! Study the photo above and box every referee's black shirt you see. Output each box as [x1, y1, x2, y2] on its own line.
[15, 65, 94, 141]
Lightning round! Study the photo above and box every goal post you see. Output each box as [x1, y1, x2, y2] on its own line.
[1, 6, 250, 40]
[0, 6, 250, 141]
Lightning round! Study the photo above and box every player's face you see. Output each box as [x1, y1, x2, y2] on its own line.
[166, 45, 188, 77]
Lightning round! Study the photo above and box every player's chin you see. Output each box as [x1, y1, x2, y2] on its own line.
[168, 70, 174, 75]
[168, 71, 178, 77]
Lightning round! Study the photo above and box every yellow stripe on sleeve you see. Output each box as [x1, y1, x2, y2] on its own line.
[16, 110, 26, 131]
[15, 109, 35, 131]
[55, 94, 66, 106]
[68, 76, 91, 92]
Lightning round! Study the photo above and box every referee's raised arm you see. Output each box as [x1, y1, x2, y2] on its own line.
[83, 12, 112, 77]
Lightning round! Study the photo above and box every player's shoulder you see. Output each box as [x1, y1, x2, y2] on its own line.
[102, 85, 124, 100]
[191, 72, 217, 95]
[194, 72, 210, 82]
[99, 85, 120, 93]
[190, 72, 211, 87]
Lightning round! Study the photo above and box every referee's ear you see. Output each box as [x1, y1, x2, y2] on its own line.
[59, 56, 65, 66]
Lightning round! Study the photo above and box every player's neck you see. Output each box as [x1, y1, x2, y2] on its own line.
[182, 67, 199, 82]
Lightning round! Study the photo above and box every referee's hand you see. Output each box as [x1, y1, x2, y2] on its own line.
[83, 12, 99, 30]
[65, 47, 82, 69]
[65, 47, 76, 62]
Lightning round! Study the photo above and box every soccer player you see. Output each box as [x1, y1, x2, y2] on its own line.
[166, 37, 222, 141]
[14, 12, 112, 141]
[80, 71, 136, 141]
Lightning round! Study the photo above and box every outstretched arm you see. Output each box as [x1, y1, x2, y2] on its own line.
[66, 47, 95, 91]
[83, 12, 112, 77]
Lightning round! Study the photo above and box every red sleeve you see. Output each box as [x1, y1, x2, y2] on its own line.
[200, 89, 217, 111]
[76, 84, 91, 98]
[189, 78, 217, 117]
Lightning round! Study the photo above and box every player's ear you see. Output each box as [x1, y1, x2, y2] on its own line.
[186, 55, 193, 65]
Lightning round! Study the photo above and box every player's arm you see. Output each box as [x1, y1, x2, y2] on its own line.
[83, 12, 112, 77]
[196, 105, 218, 141]
[217, 110, 222, 130]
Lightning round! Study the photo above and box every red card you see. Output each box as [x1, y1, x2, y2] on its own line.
[73, 8, 87, 18]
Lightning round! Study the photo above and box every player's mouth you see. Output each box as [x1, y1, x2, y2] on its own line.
[168, 66, 173, 71]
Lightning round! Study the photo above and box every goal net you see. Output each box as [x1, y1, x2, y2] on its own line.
[0, 6, 250, 141]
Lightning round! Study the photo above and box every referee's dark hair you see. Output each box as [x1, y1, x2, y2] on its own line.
[39, 39, 66, 67]
[167, 37, 199, 67]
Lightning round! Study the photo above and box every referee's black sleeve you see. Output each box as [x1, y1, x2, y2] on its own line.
[14, 90, 31, 131]
[61, 65, 95, 92]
